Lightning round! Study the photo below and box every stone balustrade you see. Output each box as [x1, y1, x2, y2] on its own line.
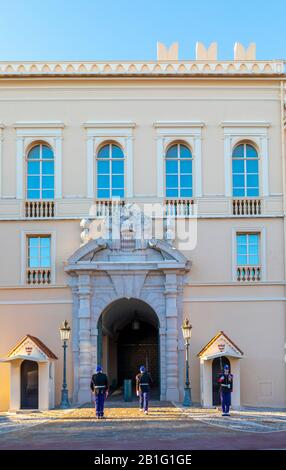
[236, 265, 261, 282]
[165, 198, 195, 217]
[232, 198, 262, 216]
[93, 199, 125, 217]
[25, 200, 55, 218]
[26, 268, 51, 285]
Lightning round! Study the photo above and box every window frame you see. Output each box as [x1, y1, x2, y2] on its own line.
[165, 141, 193, 199]
[96, 141, 125, 199]
[21, 230, 56, 285]
[232, 141, 260, 198]
[27, 235, 52, 269]
[231, 227, 266, 281]
[236, 232, 260, 266]
[26, 142, 55, 200]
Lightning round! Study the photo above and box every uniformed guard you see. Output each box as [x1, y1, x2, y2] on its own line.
[135, 365, 152, 414]
[90, 365, 109, 419]
[218, 364, 233, 416]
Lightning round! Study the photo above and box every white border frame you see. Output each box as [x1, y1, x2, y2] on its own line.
[20, 229, 56, 285]
[153, 121, 205, 198]
[221, 122, 270, 198]
[14, 122, 64, 200]
[231, 226, 266, 281]
[83, 121, 135, 199]
[0, 124, 4, 198]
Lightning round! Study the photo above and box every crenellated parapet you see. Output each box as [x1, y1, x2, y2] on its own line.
[0, 41, 285, 77]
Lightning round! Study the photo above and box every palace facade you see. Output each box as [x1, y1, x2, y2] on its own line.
[0, 42, 286, 411]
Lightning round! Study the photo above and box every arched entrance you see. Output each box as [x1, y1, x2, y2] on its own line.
[20, 360, 39, 409]
[66, 236, 190, 403]
[212, 356, 230, 406]
[97, 298, 160, 396]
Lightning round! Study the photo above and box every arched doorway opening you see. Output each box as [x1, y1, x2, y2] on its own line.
[212, 356, 231, 406]
[97, 298, 160, 397]
[20, 360, 39, 409]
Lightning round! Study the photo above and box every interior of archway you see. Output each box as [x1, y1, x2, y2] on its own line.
[97, 298, 160, 397]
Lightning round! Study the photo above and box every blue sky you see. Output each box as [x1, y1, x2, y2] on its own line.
[0, 0, 285, 61]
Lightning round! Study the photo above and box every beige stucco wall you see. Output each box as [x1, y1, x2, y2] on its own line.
[0, 78, 283, 204]
[0, 75, 285, 410]
[185, 299, 285, 407]
[0, 299, 72, 411]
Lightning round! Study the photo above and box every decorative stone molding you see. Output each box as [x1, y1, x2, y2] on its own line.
[0, 61, 283, 77]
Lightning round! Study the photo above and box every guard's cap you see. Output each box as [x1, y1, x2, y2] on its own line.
[96, 365, 102, 373]
[224, 364, 230, 370]
[140, 365, 146, 373]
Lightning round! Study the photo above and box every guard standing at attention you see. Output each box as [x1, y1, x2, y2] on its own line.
[90, 365, 109, 419]
[218, 364, 233, 416]
[136, 365, 153, 415]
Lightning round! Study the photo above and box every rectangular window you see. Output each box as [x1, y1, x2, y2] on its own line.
[27, 235, 51, 268]
[26, 235, 52, 285]
[236, 233, 260, 266]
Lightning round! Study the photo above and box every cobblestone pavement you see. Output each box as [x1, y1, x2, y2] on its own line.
[0, 413, 50, 434]
[175, 405, 286, 433]
[0, 402, 286, 450]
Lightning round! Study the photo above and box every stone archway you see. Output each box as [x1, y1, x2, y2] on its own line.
[65, 238, 190, 404]
[98, 297, 160, 395]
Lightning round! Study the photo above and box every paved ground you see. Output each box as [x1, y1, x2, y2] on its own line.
[0, 401, 286, 450]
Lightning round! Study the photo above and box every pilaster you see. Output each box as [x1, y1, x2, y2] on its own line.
[164, 272, 179, 401]
[77, 274, 92, 403]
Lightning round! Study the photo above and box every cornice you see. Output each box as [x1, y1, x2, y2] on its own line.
[14, 121, 65, 129]
[83, 121, 136, 129]
[0, 60, 284, 78]
[153, 121, 205, 128]
[221, 121, 271, 128]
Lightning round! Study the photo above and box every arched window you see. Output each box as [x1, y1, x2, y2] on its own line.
[165, 143, 193, 198]
[27, 143, 54, 199]
[232, 143, 259, 197]
[97, 143, 124, 198]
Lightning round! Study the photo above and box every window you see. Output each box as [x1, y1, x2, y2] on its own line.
[232, 143, 259, 197]
[27, 144, 54, 199]
[165, 143, 193, 198]
[97, 143, 124, 198]
[236, 233, 260, 266]
[27, 236, 51, 268]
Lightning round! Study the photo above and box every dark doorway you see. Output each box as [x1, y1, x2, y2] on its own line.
[20, 360, 39, 409]
[117, 321, 159, 387]
[212, 356, 230, 406]
[98, 297, 160, 397]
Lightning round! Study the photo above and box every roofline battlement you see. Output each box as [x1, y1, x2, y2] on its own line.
[0, 42, 285, 78]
